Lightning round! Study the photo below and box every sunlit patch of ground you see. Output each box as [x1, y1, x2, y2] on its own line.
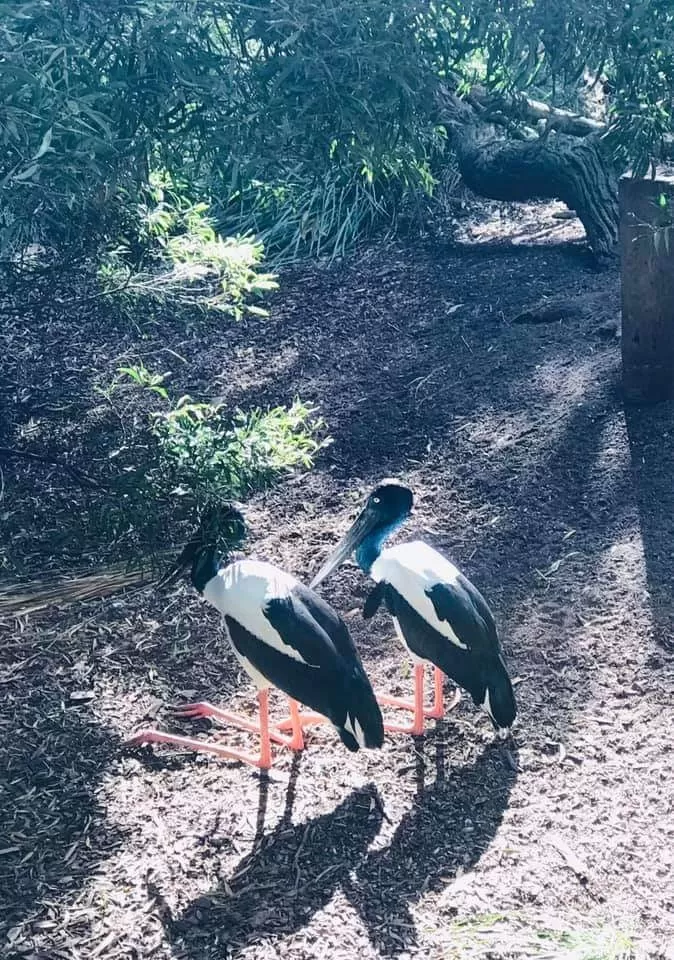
[2, 204, 672, 959]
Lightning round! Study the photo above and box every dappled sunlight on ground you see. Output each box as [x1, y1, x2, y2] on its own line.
[2, 220, 673, 959]
[455, 200, 586, 248]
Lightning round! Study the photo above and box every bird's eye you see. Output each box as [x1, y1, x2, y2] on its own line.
[373, 496, 380, 504]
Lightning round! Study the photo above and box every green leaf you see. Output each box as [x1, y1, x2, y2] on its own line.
[13, 163, 39, 181]
[33, 128, 53, 160]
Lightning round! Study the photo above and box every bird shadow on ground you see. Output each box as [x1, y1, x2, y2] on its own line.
[161, 770, 385, 958]
[624, 401, 674, 656]
[344, 731, 517, 956]
[158, 729, 515, 959]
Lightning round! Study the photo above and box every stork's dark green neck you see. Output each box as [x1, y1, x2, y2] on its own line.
[355, 518, 405, 573]
[191, 547, 221, 593]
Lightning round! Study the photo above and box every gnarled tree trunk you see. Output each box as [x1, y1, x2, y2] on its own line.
[436, 89, 619, 257]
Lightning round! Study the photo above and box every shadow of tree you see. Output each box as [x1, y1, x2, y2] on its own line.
[624, 401, 674, 654]
[443, 236, 598, 270]
[161, 733, 515, 960]
[6, 234, 670, 959]
[309, 363, 636, 750]
[0, 669, 122, 946]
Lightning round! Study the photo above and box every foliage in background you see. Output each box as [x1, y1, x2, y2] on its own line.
[95, 364, 329, 562]
[423, 0, 674, 178]
[210, 0, 443, 260]
[3, 0, 672, 265]
[98, 174, 277, 316]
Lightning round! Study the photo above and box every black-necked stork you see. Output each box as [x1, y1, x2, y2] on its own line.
[310, 482, 517, 737]
[126, 508, 384, 769]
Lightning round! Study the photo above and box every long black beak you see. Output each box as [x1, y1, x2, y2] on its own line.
[310, 506, 380, 589]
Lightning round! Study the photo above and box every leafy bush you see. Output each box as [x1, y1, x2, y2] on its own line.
[152, 396, 328, 504]
[0, 0, 442, 261]
[1, 0, 673, 262]
[98, 175, 277, 315]
[417, 0, 674, 176]
[95, 366, 329, 561]
[210, 0, 444, 259]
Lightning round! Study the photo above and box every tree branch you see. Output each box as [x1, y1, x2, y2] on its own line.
[435, 86, 619, 257]
[468, 87, 606, 137]
[462, 85, 674, 161]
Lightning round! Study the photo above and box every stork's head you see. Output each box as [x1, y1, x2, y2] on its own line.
[311, 480, 413, 586]
[158, 504, 247, 591]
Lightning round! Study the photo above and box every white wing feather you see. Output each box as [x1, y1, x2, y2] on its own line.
[371, 541, 468, 649]
[202, 559, 310, 664]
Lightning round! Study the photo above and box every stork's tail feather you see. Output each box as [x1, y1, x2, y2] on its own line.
[481, 656, 517, 731]
[336, 675, 385, 752]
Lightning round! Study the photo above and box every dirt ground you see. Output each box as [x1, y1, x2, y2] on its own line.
[1, 201, 673, 960]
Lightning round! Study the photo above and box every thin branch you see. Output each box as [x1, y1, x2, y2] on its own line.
[467, 87, 606, 137]
[56, 268, 134, 306]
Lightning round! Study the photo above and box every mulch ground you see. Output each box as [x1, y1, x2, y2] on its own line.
[1, 201, 673, 960]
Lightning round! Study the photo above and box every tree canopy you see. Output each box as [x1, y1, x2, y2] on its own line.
[1, 0, 673, 260]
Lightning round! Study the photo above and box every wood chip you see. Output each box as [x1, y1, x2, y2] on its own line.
[547, 835, 590, 884]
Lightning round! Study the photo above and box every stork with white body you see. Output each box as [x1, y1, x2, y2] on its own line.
[310, 482, 517, 737]
[127, 509, 384, 769]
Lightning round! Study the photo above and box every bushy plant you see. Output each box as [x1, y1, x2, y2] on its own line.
[1, 0, 672, 261]
[98, 175, 277, 315]
[152, 395, 328, 504]
[95, 365, 329, 561]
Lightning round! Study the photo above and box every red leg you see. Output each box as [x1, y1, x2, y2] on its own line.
[424, 667, 461, 719]
[384, 664, 426, 736]
[378, 664, 461, 724]
[274, 702, 327, 733]
[424, 666, 445, 720]
[412, 663, 425, 735]
[127, 690, 311, 767]
[283, 698, 305, 751]
[172, 700, 291, 747]
[124, 727, 271, 768]
[257, 689, 273, 770]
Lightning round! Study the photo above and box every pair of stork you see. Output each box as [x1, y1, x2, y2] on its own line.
[127, 481, 517, 769]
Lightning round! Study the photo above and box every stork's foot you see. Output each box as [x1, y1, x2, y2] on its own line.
[171, 700, 292, 747]
[273, 709, 324, 750]
[124, 728, 272, 769]
[172, 700, 257, 729]
[376, 692, 460, 720]
[126, 690, 304, 770]
[378, 667, 461, 723]
[378, 664, 427, 737]
[274, 711, 326, 731]
[377, 694, 444, 717]
[383, 718, 425, 737]
[272, 699, 305, 752]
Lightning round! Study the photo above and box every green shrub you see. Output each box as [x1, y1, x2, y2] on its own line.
[94, 366, 329, 561]
[98, 175, 277, 316]
[152, 395, 329, 505]
[1, 0, 673, 262]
